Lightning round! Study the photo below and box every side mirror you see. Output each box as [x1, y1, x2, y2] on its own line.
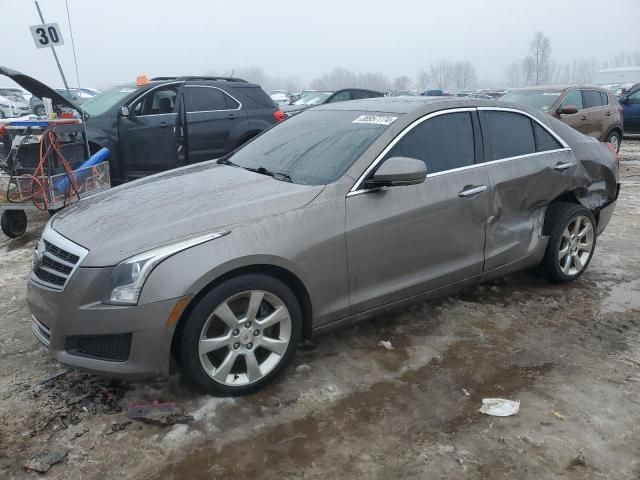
[558, 105, 579, 115]
[365, 156, 427, 188]
[120, 106, 131, 117]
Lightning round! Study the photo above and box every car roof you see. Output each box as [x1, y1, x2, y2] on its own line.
[313, 96, 505, 114]
[507, 85, 606, 92]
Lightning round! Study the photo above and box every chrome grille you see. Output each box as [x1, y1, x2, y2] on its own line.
[31, 225, 88, 291]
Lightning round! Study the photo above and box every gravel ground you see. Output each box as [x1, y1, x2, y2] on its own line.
[1, 138, 639, 479]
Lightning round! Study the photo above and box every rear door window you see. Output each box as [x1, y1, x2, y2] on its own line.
[560, 90, 583, 110]
[582, 90, 605, 109]
[184, 86, 238, 112]
[385, 111, 475, 174]
[600, 91, 609, 105]
[533, 122, 563, 152]
[327, 91, 351, 103]
[481, 111, 536, 160]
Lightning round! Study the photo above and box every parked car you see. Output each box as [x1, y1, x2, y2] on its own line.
[501, 86, 624, 151]
[27, 96, 619, 394]
[0, 87, 31, 102]
[0, 94, 30, 118]
[618, 83, 640, 133]
[30, 87, 100, 115]
[0, 67, 282, 184]
[283, 88, 384, 116]
[269, 90, 290, 106]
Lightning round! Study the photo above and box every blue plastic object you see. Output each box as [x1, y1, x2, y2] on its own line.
[53, 147, 110, 193]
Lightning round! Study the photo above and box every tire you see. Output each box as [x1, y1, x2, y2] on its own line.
[1, 210, 28, 238]
[606, 130, 621, 153]
[179, 273, 303, 395]
[34, 105, 46, 117]
[540, 202, 596, 283]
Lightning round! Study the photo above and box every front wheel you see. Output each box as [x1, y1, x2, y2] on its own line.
[179, 274, 302, 395]
[540, 202, 596, 283]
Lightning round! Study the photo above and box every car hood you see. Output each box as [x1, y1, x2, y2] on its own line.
[52, 162, 324, 266]
[0, 66, 85, 114]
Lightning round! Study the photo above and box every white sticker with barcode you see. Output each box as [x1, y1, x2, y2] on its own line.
[352, 115, 398, 125]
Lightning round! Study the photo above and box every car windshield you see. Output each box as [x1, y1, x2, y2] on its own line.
[293, 91, 333, 106]
[501, 90, 562, 111]
[80, 85, 138, 116]
[228, 110, 394, 185]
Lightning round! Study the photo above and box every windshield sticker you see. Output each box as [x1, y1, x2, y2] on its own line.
[352, 115, 398, 125]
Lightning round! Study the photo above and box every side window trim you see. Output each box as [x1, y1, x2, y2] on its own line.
[348, 106, 571, 196]
[184, 85, 242, 113]
[580, 88, 605, 110]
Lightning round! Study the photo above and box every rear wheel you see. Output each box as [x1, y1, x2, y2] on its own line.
[606, 131, 621, 153]
[540, 202, 596, 283]
[179, 274, 302, 395]
[0, 210, 27, 238]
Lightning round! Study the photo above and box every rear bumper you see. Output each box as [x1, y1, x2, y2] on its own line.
[596, 183, 620, 236]
[27, 268, 184, 378]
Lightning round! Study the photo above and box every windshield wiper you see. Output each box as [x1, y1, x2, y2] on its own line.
[216, 157, 240, 167]
[244, 166, 293, 183]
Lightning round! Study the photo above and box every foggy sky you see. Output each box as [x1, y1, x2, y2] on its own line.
[2, 0, 639, 89]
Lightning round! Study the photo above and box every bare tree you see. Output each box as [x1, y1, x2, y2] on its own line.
[451, 61, 477, 89]
[357, 72, 390, 91]
[527, 32, 551, 85]
[235, 66, 268, 86]
[393, 75, 412, 92]
[430, 60, 452, 89]
[416, 70, 430, 90]
[505, 60, 523, 87]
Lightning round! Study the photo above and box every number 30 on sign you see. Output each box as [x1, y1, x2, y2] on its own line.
[29, 23, 64, 48]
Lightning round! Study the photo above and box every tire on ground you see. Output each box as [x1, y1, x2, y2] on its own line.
[178, 273, 303, 395]
[540, 202, 597, 283]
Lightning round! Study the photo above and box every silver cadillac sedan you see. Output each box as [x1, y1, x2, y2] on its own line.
[27, 97, 619, 395]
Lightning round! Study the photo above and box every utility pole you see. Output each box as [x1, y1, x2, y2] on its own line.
[34, 0, 71, 93]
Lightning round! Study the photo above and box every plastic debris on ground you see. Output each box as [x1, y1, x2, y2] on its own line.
[479, 398, 520, 417]
[378, 340, 394, 350]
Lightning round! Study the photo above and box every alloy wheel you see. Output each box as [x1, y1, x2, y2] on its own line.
[609, 134, 620, 152]
[558, 215, 594, 276]
[198, 290, 291, 386]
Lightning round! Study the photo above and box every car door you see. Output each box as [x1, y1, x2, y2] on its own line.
[118, 83, 181, 177]
[183, 84, 246, 162]
[557, 89, 587, 134]
[581, 89, 606, 139]
[345, 109, 490, 314]
[623, 88, 640, 132]
[479, 108, 574, 270]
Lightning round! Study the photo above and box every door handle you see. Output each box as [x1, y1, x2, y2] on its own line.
[554, 162, 574, 171]
[227, 112, 238, 120]
[580, 115, 588, 120]
[158, 121, 171, 128]
[605, 111, 612, 116]
[458, 185, 487, 198]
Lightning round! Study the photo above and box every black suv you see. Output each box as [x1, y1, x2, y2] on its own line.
[0, 68, 281, 184]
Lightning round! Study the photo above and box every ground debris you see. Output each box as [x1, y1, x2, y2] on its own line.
[22, 449, 68, 473]
[568, 451, 586, 470]
[127, 401, 194, 426]
[106, 421, 132, 435]
[378, 340, 394, 350]
[479, 398, 520, 416]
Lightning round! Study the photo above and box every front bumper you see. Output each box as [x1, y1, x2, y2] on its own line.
[27, 267, 185, 378]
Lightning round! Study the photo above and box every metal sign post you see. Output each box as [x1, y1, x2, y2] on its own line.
[33, 1, 71, 94]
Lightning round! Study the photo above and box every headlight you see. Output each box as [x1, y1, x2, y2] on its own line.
[106, 230, 230, 305]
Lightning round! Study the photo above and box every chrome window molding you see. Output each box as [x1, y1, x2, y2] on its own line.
[30, 224, 89, 292]
[347, 106, 571, 197]
[184, 85, 242, 113]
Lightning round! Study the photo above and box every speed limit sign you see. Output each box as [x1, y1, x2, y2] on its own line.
[29, 23, 65, 48]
